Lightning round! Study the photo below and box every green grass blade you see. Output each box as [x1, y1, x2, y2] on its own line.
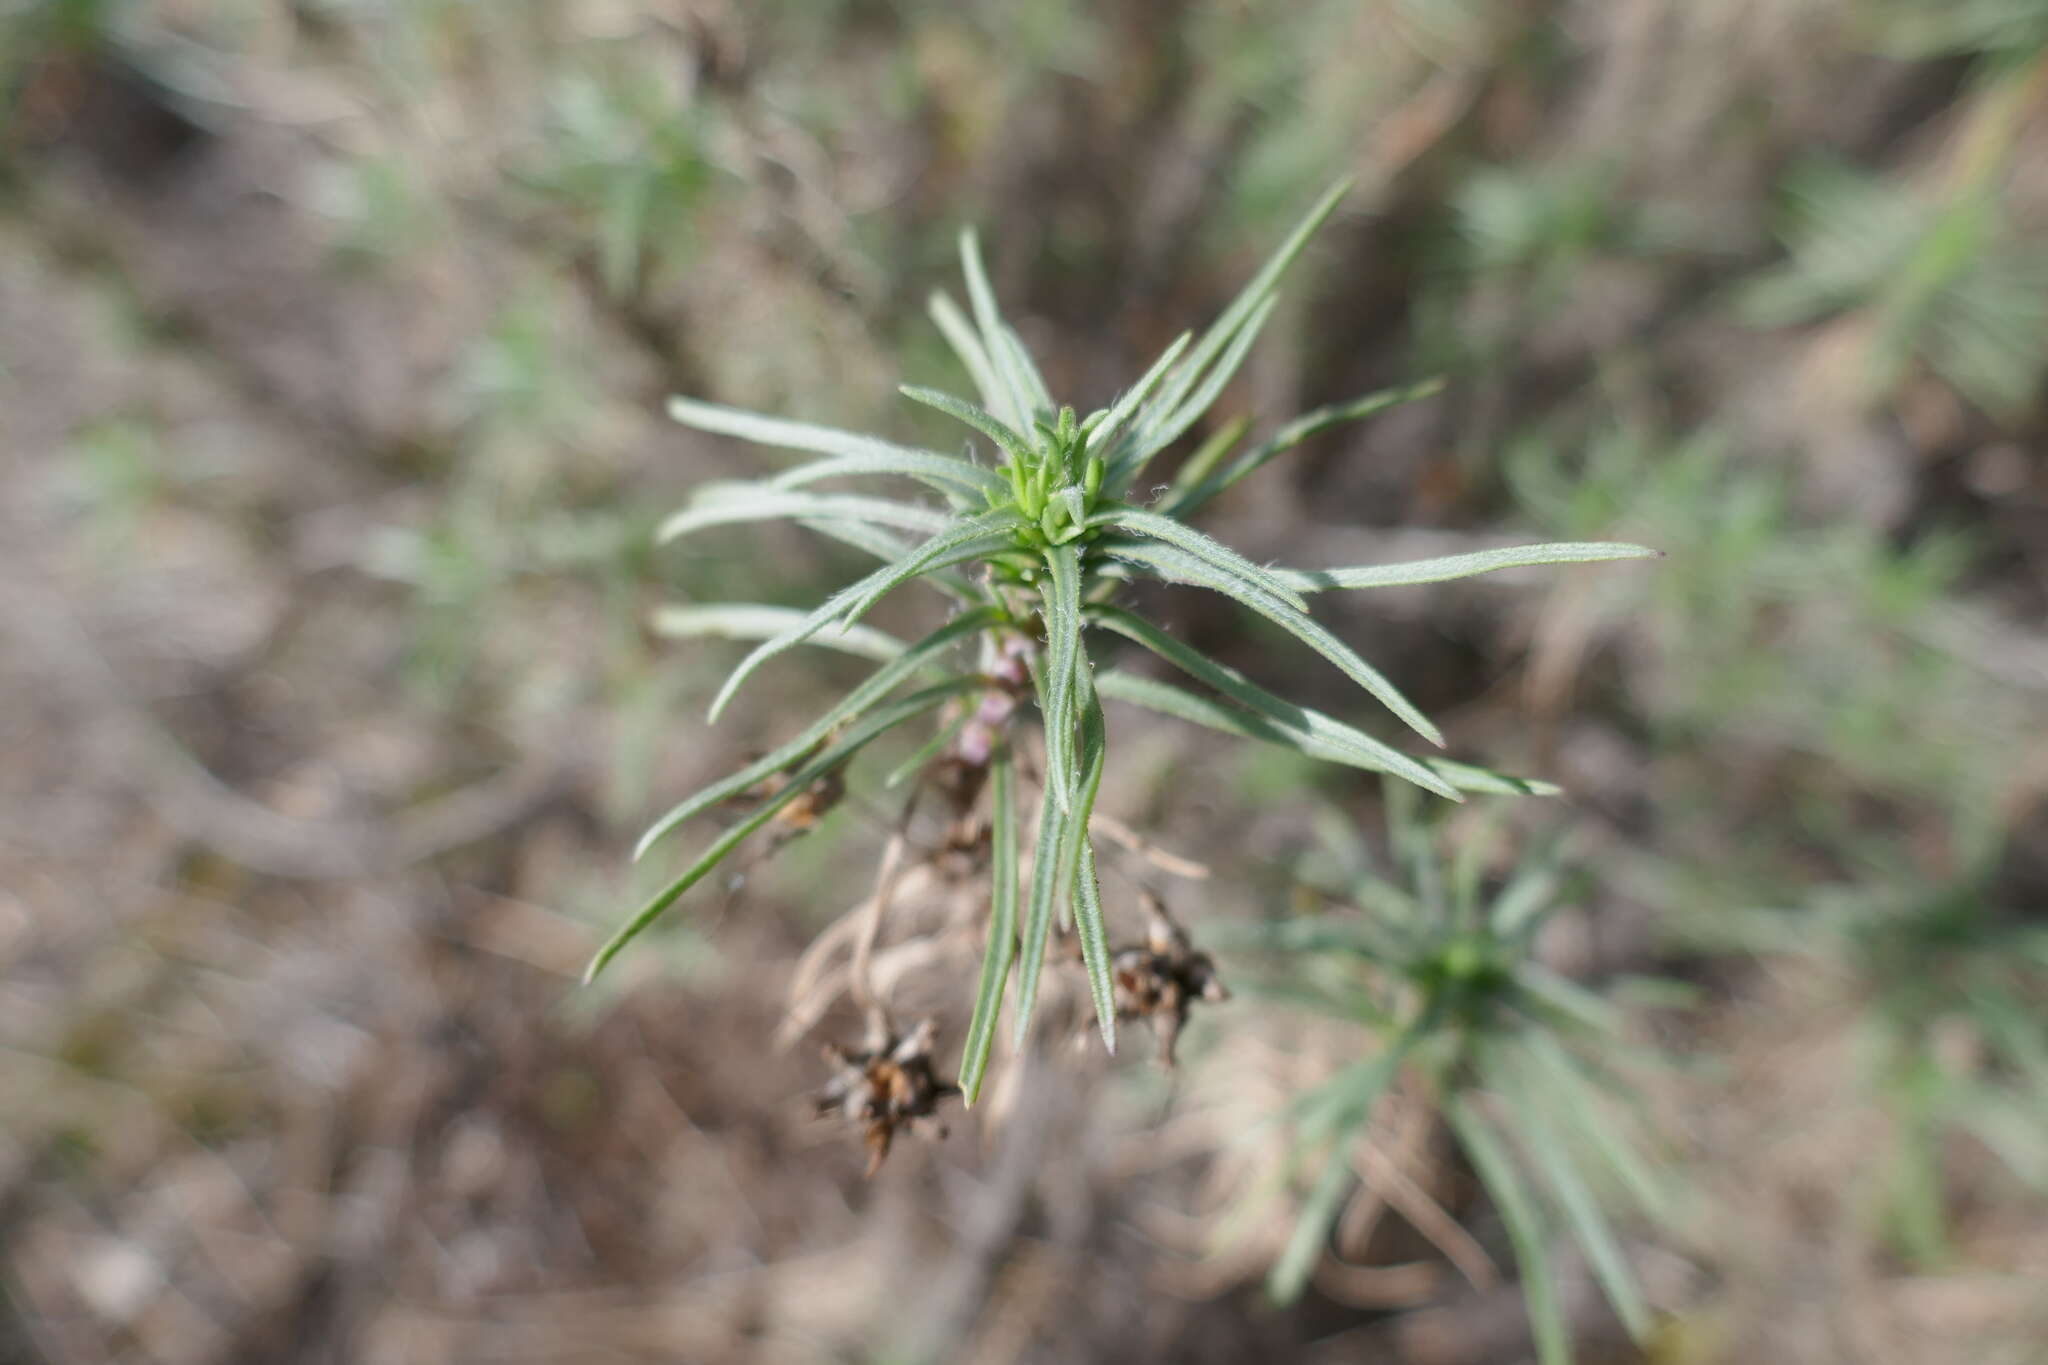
[1445, 1094, 1571, 1365]
[900, 385, 1036, 466]
[1276, 542, 1662, 594]
[588, 678, 978, 983]
[1170, 377, 1446, 517]
[658, 485, 949, 544]
[1090, 506, 1311, 612]
[639, 608, 999, 860]
[1086, 606, 1458, 798]
[959, 749, 1020, 1104]
[651, 604, 906, 662]
[1104, 537, 1446, 748]
[929, 289, 1009, 417]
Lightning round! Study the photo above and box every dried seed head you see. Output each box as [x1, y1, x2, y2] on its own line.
[1111, 892, 1230, 1068]
[813, 1017, 959, 1175]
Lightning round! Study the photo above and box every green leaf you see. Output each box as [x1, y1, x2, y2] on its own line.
[1445, 1095, 1571, 1365]
[650, 603, 907, 663]
[959, 749, 1020, 1105]
[1267, 1038, 1407, 1303]
[1040, 542, 1085, 810]
[1104, 537, 1446, 749]
[639, 608, 1000, 859]
[1146, 179, 1351, 460]
[1162, 416, 1250, 503]
[1170, 377, 1447, 517]
[587, 678, 978, 983]
[900, 385, 1036, 466]
[996, 326, 1054, 419]
[1520, 1033, 1671, 1220]
[1011, 766, 1073, 1050]
[1125, 295, 1278, 479]
[1087, 330, 1193, 461]
[1508, 1071, 1654, 1342]
[767, 449, 999, 500]
[1089, 505, 1312, 612]
[958, 228, 1029, 428]
[1276, 541, 1662, 593]
[658, 485, 949, 545]
[797, 520, 977, 601]
[707, 514, 1020, 721]
[1066, 681, 1116, 1053]
[1488, 842, 1565, 938]
[929, 289, 1009, 419]
[668, 394, 991, 492]
[1086, 606, 1458, 799]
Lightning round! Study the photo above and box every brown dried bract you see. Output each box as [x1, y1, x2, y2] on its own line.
[813, 1017, 959, 1175]
[1113, 892, 1230, 1068]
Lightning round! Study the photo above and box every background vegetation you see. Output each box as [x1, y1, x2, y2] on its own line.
[3, 2, 2045, 1362]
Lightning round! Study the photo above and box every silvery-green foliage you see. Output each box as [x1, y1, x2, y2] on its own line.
[587, 182, 1656, 1101]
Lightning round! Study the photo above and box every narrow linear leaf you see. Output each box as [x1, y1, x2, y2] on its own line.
[797, 519, 977, 601]
[1268, 1039, 1407, 1303]
[1010, 771, 1072, 1050]
[1128, 295, 1278, 475]
[1090, 506, 1312, 612]
[1171, 377, 1447, 517]
[1269, 1133, 1358, 1305]
[959, 749, 1019, 1105]
[1508, 1072, 1654, 1342]
[588, 679, 977, 983]
[1163, 415, 1250, 503]
[708, 515, 1019, 722]
[1520, 1033, 1671, 1220]
[1066, 682, 1115, 1053]
[1093, 669, 1528, 800]
[958, 228, 1029, 428]
[929, 289, 1009, 418]
[1105, 537, 1446, 748]
[997, 326, 1054, 418]
[1088, 330, 1193, 460]
[884, 706, 974, 789]
[1276, 542, 1662, 594]
[659, 486, 949, 545]
[1087, 606, 1457, 798]
[1040, 542, 1085, 811]
[639, 608, 999, 859]
[668, 394, 986, 481]
[1150, 179, 1351, 451]
[767, 449, 999, 499]
[1445, 1095, 1571, 1365]
[901, 385, 1035, 466]
[651, 604, 906, 663]
[835, 509, 1024, 624]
